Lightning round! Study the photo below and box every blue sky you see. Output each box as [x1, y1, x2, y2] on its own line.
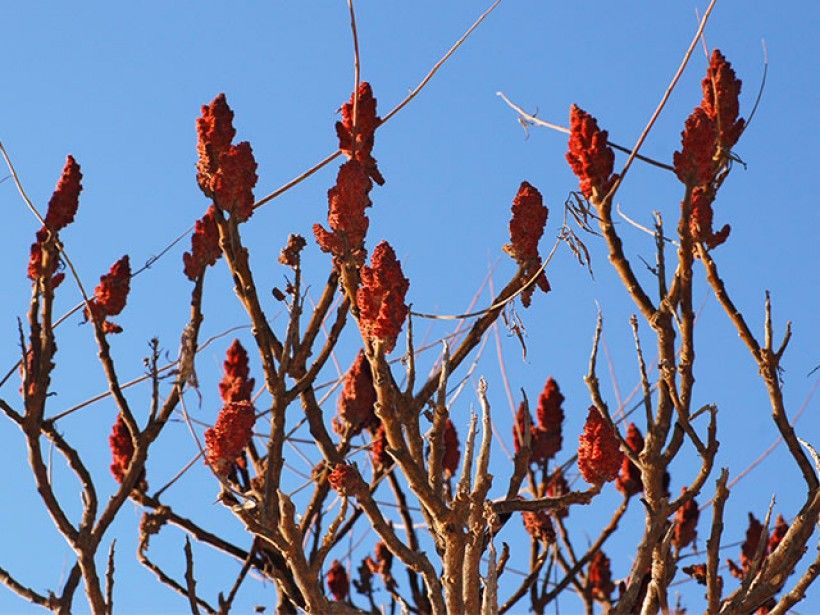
[0, 2, 817, 613]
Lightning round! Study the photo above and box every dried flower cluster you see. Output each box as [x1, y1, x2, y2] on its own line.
[183, 205, 221, 280]
[336, 82, 384, 185]
[674, 50, 743, 248]
[356, 241, 410, 353]
[615, 422, 644, 496]
[566, 105, 617, 200]
[588, 550, 615, 602]
[313, 160, 373, 266]
[196, 93, 258, 222]
[109, 414, 134, 484]
[86, 256, 131, 334]
[503, 182, 550, 307]
[204, 401, 255, 475]
[333, 351, 378, 436]
[326, 559, 349, 602]
[577, 407, 623, 485]
[672, 490, 700, 551]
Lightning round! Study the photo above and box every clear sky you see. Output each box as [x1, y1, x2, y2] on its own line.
[0, 2, 817, 613]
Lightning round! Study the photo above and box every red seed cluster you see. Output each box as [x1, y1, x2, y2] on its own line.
[577, 407, 623, 485]
[588, 550, 615, 602]
[44, 155, 83, 232]
[333, 350, 378, 436]
[183, 205, 222, 281]
[210, 141, 258, 221]
[86, 256, 131, 334]
[336, 82, 384, 185]
[728, 512, 765, 580]
[356, 241, 410, 353]
[701, 50, 745, 151]
[514, 379, 565, 464]
[672, 490, 700, 551]
[534, 377, 564, 460]
[204, 401, 255, 476]
[566, 105, 617, 200]
[326, 559, 349, 601]
[218, 339, 255, 403]
[522, 510, 556, 544]
[109, 414, 134, 484]
[673, 50, 743, 249]
[674, 107, 719, 187]
[503, 182, 551, 307]
[195, 94, 258, 222]
[313, 160, 373, 266]
[616, 422, 644, 497]
[328, 463, 358, 495]
[196, 94, 236, 190]
[28, 156, 84, 287]
[505, 181, 548, 263]
[442, 418, 460, 478]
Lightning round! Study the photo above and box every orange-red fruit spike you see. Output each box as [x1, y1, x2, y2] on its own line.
[109, 414, 134, 484]
[504, 182, 550, 307]
[672, 489, 700, 550]
[701, 50, 744, 150]
[589, 550, 615, 601]
[534, 377, 564, 460]
[356, 241, 410, 353]
[196, 93, 236, 196]
[505, 181, 548, 263]
[328, 463, 357, 495]
[183, 205, 222, 280]
[333, 350, 378, 436]
[212, 141, 258, 222]
[615, 422, 644, 496]
[326, 559, 350, 601]
[313, 159, 372, 266]
[336, 82, 384, 185]
[577, 406, 623, 485]
[44, 155, 82, 232]
[219, 339, 255, 403]
[566, 105, 617, 200]
[522, 510, 555, 544]
[204, 401, 255, 475]
[673, 107, 718, 186]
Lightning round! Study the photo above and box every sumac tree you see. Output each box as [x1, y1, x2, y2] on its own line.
[1, 3, 817, 614]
